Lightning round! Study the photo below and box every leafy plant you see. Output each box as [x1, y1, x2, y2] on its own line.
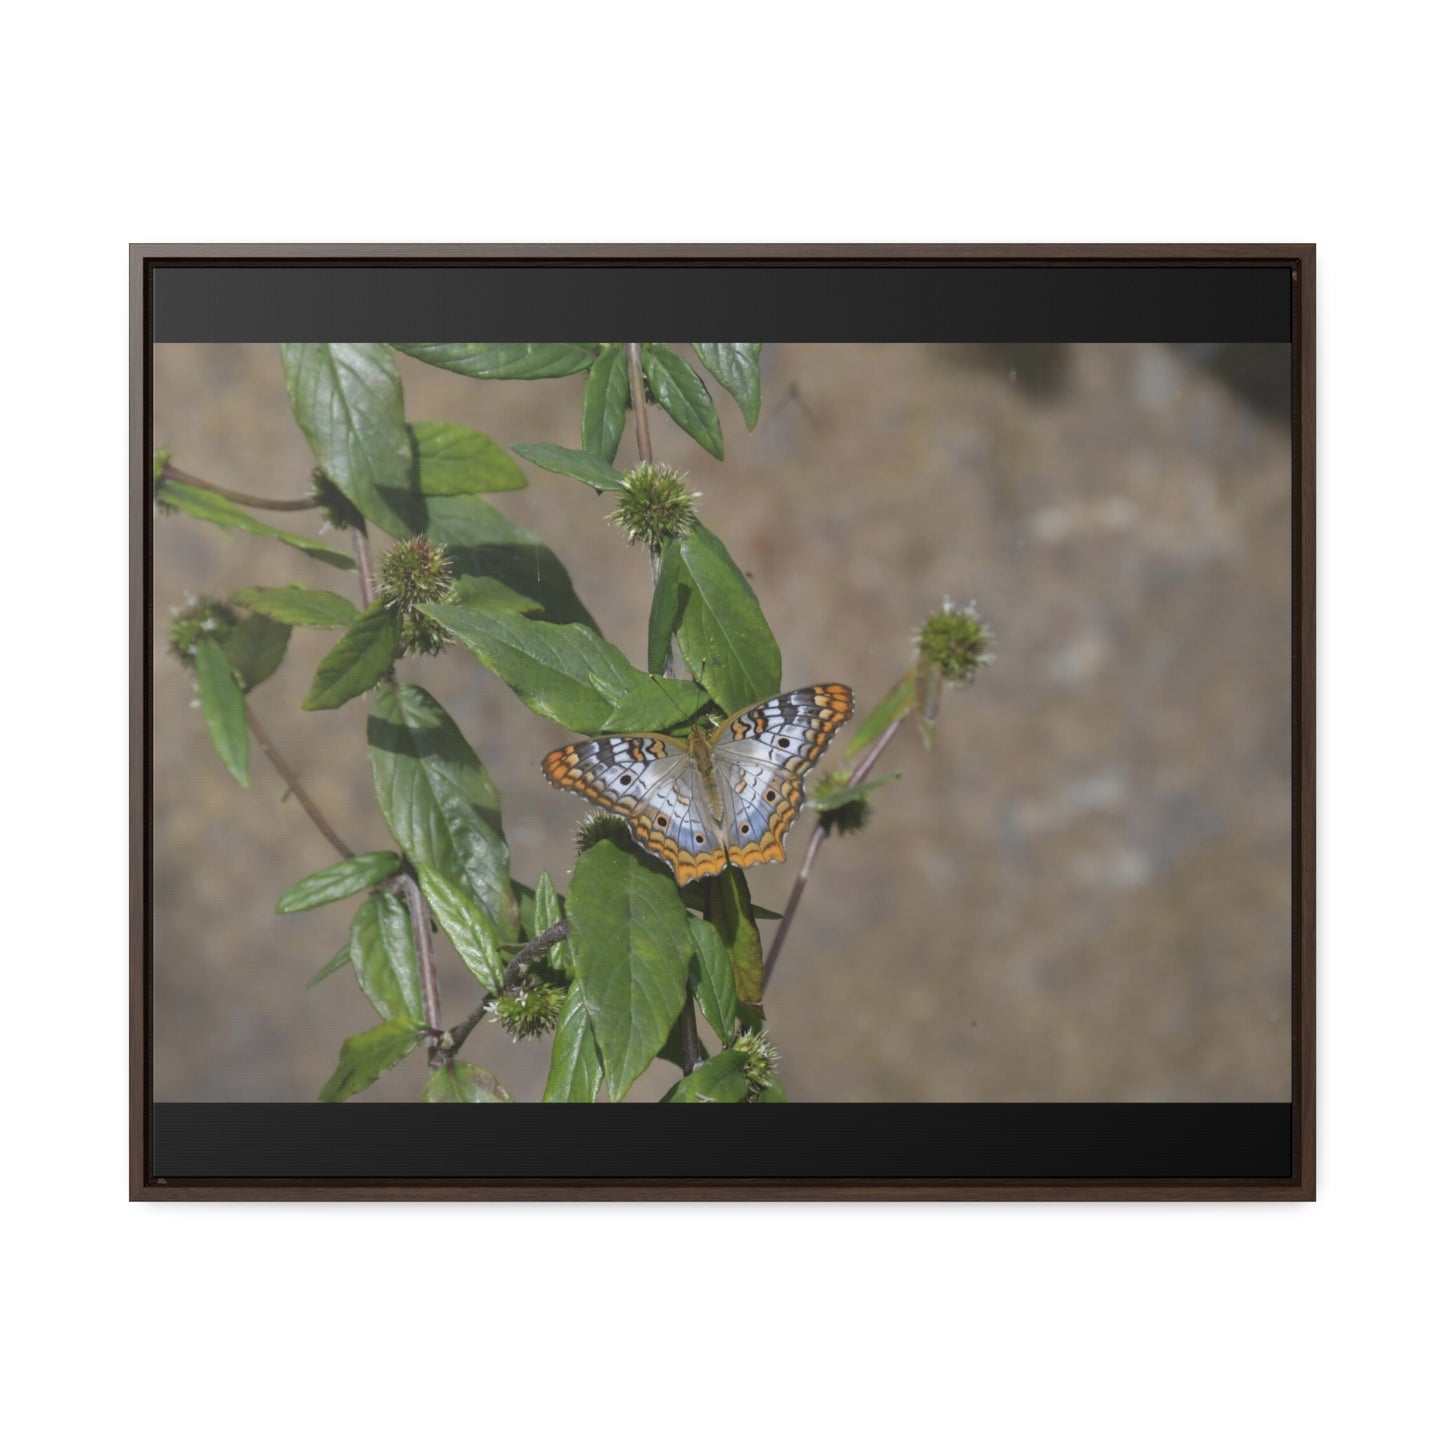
[157, 341, 993, 1102]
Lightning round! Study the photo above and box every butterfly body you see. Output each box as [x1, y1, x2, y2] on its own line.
[542, 683, 854, 884]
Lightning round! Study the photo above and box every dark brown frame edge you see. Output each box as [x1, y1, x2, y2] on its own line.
[130, 242, 1316, 1202]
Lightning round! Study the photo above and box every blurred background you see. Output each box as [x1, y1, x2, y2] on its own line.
[151, 341, 1292, 1103]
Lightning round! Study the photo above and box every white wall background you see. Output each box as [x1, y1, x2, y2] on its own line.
[7, 3, 1438, 1442]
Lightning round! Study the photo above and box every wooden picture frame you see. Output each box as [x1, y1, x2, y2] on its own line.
[131, 244, 1314, 1200]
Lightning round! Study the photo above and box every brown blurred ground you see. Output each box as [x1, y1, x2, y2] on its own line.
[151, 341, 1292, 1102]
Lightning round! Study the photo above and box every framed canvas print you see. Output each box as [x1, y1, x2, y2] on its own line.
[131, 244, 1314, 1200]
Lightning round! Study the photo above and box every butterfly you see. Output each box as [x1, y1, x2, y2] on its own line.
[542, 684, 854, 885]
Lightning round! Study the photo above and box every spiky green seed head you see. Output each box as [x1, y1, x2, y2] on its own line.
[611, 463, 700, 548]
[916, 598, 994, 685]
[379, 537, 455, 656]
[576, 811, 630, 853]
[167, 595, 239, 668]
[396, 614, 449, 658]
[380, 536, 454, 608]
[734, 1029, 781, 1102]
[491, 982, 566, 1041]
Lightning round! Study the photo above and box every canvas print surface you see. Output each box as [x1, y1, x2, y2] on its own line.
[150, 340, 1292, 1104]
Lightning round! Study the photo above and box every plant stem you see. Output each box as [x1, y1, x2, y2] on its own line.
[163, 463, 320, 512]
[439, 921, 572, 1061]
[401, 873, 443, 1038]
[760, 827, 826, 992]
[627, 342, 682, 680]
[245, 701, 355, 860]
[625, 343, 653, 463]
[352, 525, 378, 606]
[842, 712, 908, 796]
[761, 712, 907, 993]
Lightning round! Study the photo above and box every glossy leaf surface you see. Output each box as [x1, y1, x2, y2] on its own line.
[568, 837, 690, 1101]
[318, 1015, 423, 1102]
[194, 638, 249, 786]
[692, 342, 763, 430]
[368, 684, 518, 938]
[276, 851, 403, 913]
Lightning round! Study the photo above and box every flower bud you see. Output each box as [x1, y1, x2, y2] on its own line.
[167, 595, 239, 668]
[575, 811, 631, 854]
[611, 463, 700, 548]
[915, 597, 994, 685]
[490, 982, 566, 1041]
[734, 1028, 781, 1102]
[379, 537, 455, 656]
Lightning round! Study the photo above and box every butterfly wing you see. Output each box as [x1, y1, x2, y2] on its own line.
[634, 767, 733, 885]
[540, 733, 730, 884]
[709, 683, 854, 868]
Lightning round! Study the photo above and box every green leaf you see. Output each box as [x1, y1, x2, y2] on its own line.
[846, 673, 917, 760]
[411, 421, 527, 495]
[581, 347, 631, 463]
[193, 638, 249, 787]
[234, 585, 360, 629]
[642, 344, 724, 459]
[277, 851, 403, 913]
[647, 539, 683, 676]
[692, 343, 763, 430]
[812, 773, 902, 813]
[687, 916, 737, 1046]
[530, 871, 580, 992]
[735, 1001, 766, 1034]
[674, 522, 782, 715]
[510, 442, 628, 493]
[423, 1060, 512, 1103]
[224, 613, 291, 691]
[319, 1015, 424, 1102]
[368, 684, 519, 939]
[155, 478, 355, 569]
[422, 493, 596, 629]
[350, 892, 424, 1021]
[394, 343, 598, 380]
[709, 869, 764, 1005]
[306, 942, 352, 989]
[302, 603, 401, 711]
[568, 836, 691, 1101]
[596, 676, 711, 732]
[421, 607, 620, 731]
[534, 872, 562, 925]
[514, 878, 539, 939]
[679, 880, 782, 919]
[281, 343, 422, 538]
[533, 871, 571, 970]
[542, 982, 604, 1103]
[422, 605, 698, 734]
[656, 1011, 709, 1070]
[415, 861, 506, 994]
[753, 1077, 789, 1103]
[660, 1051, 750, 1103]
[449, 575, 544, 616]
